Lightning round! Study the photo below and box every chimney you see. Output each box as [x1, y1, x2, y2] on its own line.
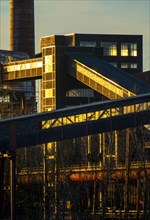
[10, 0, 35, 58]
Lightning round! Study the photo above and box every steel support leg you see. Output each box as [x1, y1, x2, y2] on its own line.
[0, 158, 5, 219]
[10, 156, 16, 220]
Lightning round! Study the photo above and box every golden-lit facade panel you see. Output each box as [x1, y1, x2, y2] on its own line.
[76, 62, 135, 99]
[41, 46, 56, 112]
[3, 58, 42, 81]
[3, 58, 42, 72]
[42, 99, 150, 129]
[44, 55, 53, 73]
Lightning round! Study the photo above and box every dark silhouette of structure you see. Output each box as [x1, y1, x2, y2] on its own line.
[0, 0, 150, 219]
[10, 0, 35, 58]
[1, 33, 150, 219]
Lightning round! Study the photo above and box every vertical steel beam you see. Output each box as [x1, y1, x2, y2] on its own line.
[43, 143, 48, 220]
[124, 128, 130, 219]
[87, 135, 92, 166]
[0, 158, 5, 219]
[136, 178, 140, 219]
[10, 156, 16, 220]
[9, 121, 16, 220]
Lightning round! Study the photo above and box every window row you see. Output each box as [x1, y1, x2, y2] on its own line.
[80, 41, 138, 57]
[110, 62, 138, 69]
[66, 89, 94, 97]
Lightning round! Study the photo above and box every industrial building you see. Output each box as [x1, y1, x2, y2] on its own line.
[0, 32, 150, 220]
[0, 0, 150, 219]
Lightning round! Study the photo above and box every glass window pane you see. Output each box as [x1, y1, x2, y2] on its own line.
[121, 63, 137, 69]
[131, 43, 137, 56]
[121, 44, 128, 56]
[100, 42, 117, 56]
[130, 63, 137, 69]
[121, 42, 137, 56]
[121, 63, 128, 68]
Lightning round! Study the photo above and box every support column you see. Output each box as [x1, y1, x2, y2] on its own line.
[88, 135, 92, 166]
[0, 157, 5, 219]
[43, 143, 48, 220]
[55, 143, 59, 219]
[9, 121, 16, 220]
[114, 131, 118, 166]
[10, 155, 16, 220]
[99, 134, 102, 167]
[136, 178, 140, 219]
[102, 133, 106, 166]
[92, 181, 96, 215]
[124, 128, 130, 219]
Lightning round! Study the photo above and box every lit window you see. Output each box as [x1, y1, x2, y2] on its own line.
[100, 42, 117, 56]
[121, 44, 128, 56]
[131, 43, 137, 56]
[121, 42, 137, 56]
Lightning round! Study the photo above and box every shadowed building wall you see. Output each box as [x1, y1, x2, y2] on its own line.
[10, 0, 35, 58]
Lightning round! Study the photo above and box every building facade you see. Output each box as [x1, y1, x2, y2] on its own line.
[40, 33, 143, 109]
[41, 33, 143, 74]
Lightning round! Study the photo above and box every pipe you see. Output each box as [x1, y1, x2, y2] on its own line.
[69, 168, 150, 182]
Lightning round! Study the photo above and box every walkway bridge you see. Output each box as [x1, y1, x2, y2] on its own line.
[0, 93, 150, 151]
[66, 53, 149, 99]
[2, 52, 149, 99]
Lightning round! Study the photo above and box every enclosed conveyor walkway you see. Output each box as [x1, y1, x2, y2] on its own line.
[0, 93, 150, 152]
[67, 54, 150, 99]
[2, 57, 42, 81]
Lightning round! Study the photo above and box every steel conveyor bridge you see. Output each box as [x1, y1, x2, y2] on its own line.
[2, 52, 149, 99]
[67, 53, 149, 99]
[0, 93, 150, 152]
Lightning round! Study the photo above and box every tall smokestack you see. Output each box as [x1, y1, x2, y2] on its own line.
[10, 0, 35, 58]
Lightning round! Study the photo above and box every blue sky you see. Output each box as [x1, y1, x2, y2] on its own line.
[0, 0, 150, 71]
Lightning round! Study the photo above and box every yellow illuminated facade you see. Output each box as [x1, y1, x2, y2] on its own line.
[42, 47, 56, 112]
[76, 61, 135, 99]
[3, 59, 42, 72]
[3, 58, 42, 81]
[42, 99, 150, 129]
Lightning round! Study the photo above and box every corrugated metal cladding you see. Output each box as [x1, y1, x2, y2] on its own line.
[10, 0, 35, 58]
